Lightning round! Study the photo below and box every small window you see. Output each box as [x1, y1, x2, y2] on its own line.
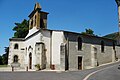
[113, 42, 115, 50]
[101, 41, 104, 53]
[14, 44, 18, 49]
[13, 55, 18, 63]
[31, 19, 33, 27]
[78, 37, 82, 50]
[21, 48, 25, 50]
[38, 48, 40, 50]
[34, 15, 36, 26]
[28, 46, 32, 51]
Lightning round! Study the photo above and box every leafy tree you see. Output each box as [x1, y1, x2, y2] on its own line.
[2, 47, 9, 65]
[13, 19, 29, 38]
[0, 47, 9, 65]
[0, 55, 3, 65]
[81, 28, 95, 36]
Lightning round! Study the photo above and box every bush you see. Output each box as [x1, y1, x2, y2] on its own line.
[35, 64, 41, 70]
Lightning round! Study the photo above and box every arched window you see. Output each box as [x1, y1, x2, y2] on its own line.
[113, 42, 115, 50]
[101, 41, 104, 53]
[14, 44, 18, 49]
[28, 46, 32, 51]
[13, 55, 18, 63]
[78, 37, 82, 50]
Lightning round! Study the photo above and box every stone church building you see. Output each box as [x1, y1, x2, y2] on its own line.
[8, 2, 120, 71]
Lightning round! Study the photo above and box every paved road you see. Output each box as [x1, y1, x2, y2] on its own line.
[0, 62, 120, 80]
[0, 70, 93, 80]
[86, 62, 120, 80]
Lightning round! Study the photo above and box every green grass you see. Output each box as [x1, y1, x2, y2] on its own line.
[0, 65, 7, 67]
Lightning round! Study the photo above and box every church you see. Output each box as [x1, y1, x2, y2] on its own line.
[8, 2, 120, 71]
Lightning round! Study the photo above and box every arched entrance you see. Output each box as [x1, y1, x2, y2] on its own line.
[29, 53, 32, 69]
[13, 55, 18, 63]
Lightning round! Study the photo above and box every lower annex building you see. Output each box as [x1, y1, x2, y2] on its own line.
[8, 2, 120, 71]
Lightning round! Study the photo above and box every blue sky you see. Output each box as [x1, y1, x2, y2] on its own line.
[0, 0, 119, 55]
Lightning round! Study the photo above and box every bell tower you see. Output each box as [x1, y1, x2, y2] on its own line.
[28, 2, 49, 30]
[116, 0, 120, 45]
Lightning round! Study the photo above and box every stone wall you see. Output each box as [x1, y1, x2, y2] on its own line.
[8, 40, 25, 68]
[64, 32, 119, 70]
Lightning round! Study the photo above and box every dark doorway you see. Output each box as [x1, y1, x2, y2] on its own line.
[65, 52, 69, 70]
[78, 56, 82, 70]
[13, 55, 18, 63]
[29, 53, 32, 69]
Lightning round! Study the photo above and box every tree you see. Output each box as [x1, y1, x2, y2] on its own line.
[13, 19, 29, 38]
[2, 47, 9, 65]
[81, 28, 95, 36]
[0, 55, 3, 65]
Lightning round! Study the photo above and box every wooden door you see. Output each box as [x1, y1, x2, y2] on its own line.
[29, 53, 32, 69]
[78, 56, 82, 70]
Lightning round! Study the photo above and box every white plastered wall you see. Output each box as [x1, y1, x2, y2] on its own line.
[25, 31, 41, 68]
[42, 30, 51, 67]
[51, 31, 64, 69]
[25, 30, 51, 69]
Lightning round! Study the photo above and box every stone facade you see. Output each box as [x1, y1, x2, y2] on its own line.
[63, 32, 120, 70]
[29, 3, 48, 30]
[8, 38, 25, 67]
